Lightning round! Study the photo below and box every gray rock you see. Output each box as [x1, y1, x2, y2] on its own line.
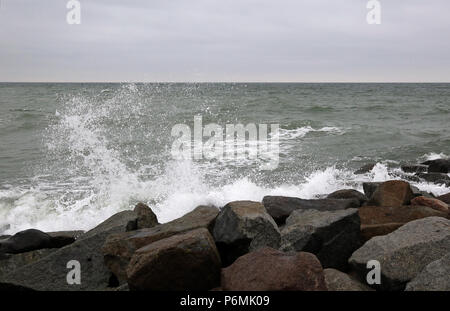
[262, 196, 360, 225]
[405, 252, 450, 291]
[280, 208, 361, 270]
[362, 182, 381, 199]
[355, 163, 376, 174]
[102, 205, 219, 282]
[327, 189, 368, 205]
[401, 164, 428, 173]
[416, 172, 450, 186]
[133, 203, 159, 229]
[349, 217, 450, 291]
[0, 249, 55, 278]
[324, 268, 374, 291]
[0, 209, 142, 291]
[0, 229, 52, 254]
[422, 159, 450, 173]
[213, 201, 280, 266]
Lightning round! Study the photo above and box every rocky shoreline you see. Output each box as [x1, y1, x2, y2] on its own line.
[0, 158, 449, 291]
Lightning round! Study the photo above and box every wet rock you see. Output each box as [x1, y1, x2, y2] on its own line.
[405, 252, 450, 291]
[349, 217, 450, 291]
[324, 268, 373, 291]
[327, 189, 368, 205]
[0, 209, 142, 291]
[410, 185, 435, 198]
[411, 196, 448, 213]
[359, 205, 448, 241]
[355, 163, 376, 174]
[127, 228, 221, 291]
[416, 173, 450, 186]
[437, 192, 450, 204]
[367, 180, 414, 207]
[262, 196, 359, 225]
[102, 205, 218, 282]
[280, 208, 361, 270]
[422, 158, 450, 173]
[133, 203, 159, 229]
[0, 249, 55, 278]
[213, 201, 280, 266]
[221, 247, 327, 291]
[0, 229, 57, 254]
[362, 182, 381, 199]
[401, 164, 428, 173]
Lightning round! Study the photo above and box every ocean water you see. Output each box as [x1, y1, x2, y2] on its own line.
[0, 83, 449, 234]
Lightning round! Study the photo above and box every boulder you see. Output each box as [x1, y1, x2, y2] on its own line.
[280, 208, 361, 270]
[0, 249, 55, 278]
[262, 196, 360, 225]
[213, 201, 280, 266]
[416, 173, 450, 186]
[221, 247, 327, 291]
[133, 203, 159, 229]
[362, 182, 381, 199]
[324, 268, 373, 291]
[410, 185, 435, 198]
[411, 196, 448, 213]
[327, 189, 368, 205]
[102, 205, 218, 282]
[127, 228, 221, 291]
[405, 252, 450, 291]
[0, 208, 143, 291]
[354, 163, 376, 174]
[437, 192, 450, 204]
[349, 217, 450, 291]
[359, 205, 448, 240]
[422, 158, 450, 173]
[367, 180, 414, 207]
[401, 164, 428, 173]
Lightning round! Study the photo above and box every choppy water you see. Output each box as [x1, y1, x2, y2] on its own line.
[1, 83, 449, 234]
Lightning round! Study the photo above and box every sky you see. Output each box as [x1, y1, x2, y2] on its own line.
[0, 0, 449, 82]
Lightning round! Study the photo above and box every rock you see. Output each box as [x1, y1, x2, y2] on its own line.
[411, 196, 448, 213]
[362, 182, 381, 199]
[280, 208, 361, 270]
[349, 217, 450, 291]
[133, 203, 159, 229]
[0, 209, 141, 291]
[359, 205, 448, 241]
[46, 231, 84, 248]
[0, 229, 52, 254]
[401, 164, 428, 173]
[0, 249, 55, 278]
[422, 158, 450, 173]
[221, 247, 327, 291]
[324, 268, 373, 291]
[327, 189, 368, 205]
[102, 205, 218, 282]
[0, 235, 11, 241]
[213, 201, 280, 266]
[127, 228, 221, 291]
[437, 192, 450, 204]
[367, 180, 414, 207]
[355, 163, 376, 174]
[405, 252, 450, 291]
[410, 185, 435, 198]
[416, 173, 450, 186]
[262, 196, 360, 225]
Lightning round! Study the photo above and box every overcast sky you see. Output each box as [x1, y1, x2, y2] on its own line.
[0, 0, 449, 82]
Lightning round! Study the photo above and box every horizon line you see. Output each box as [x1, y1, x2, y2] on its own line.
[1, 81, 450, 84]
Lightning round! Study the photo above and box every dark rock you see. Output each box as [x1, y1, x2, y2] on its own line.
[359, 205, 448, 241]
[416, 173, 450, 186]
[410, 185, 435, 198]
[437, 192, 450, 204]
[327, 189, 367, 205]
[349, 217, 450, 291]
[411, 196, 448, 213]
[405, 252, 450, 291]
[422, 158, 450, 173]
[401, 164, 428, 173]
[0, 249, 55, 278]
[263, 196, 360, 225]
[0, 209, 141, 291]
[362, 182, 381, 199]
[133, 203, 159, 229]
[102, 205, 218, 282]
[355, 163, 376, 174]
[366, 180, 415, 207]
[0, 235, 11, 241]
[221, 247, 327, 291]
[213, 201, 280, 266]
[280, 208, 361, 270]
[127, 228, 221, 291]
[0, 229, 53, 254]
[324, 268, 373, 291]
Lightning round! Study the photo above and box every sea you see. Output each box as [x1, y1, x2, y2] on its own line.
[1, 83, 449, 234]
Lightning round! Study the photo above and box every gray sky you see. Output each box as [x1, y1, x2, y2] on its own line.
[0, 0, 449, 82]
